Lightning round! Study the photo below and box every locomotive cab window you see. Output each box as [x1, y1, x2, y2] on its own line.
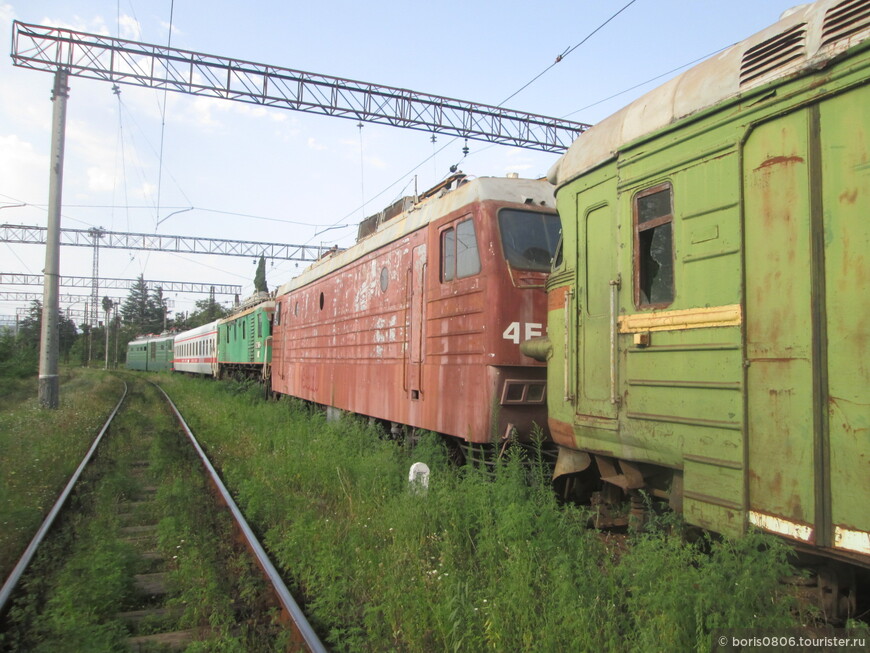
[441, 217, 481, 282]
[497, 209, 561, 271]
[634, 183, 675, 308]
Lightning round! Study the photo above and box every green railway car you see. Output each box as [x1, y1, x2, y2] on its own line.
[126, 334, 175, 372]
[216, 296, 275, 380]
[532, 0, 869, 591]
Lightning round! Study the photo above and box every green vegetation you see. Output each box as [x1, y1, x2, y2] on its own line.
[161, 375, 804, 652]
[2, 379, 286, 651]
[0, 369, 122, 580]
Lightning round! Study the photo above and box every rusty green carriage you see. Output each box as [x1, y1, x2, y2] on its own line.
[125, 333, 175, 372]
[216, 294, 275, 381]
[532, 0, 869, 603]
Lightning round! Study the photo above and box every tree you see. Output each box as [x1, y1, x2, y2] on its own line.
[254, 255, 269, 293]
[120, 274, 164, 333]
[180, 295, 229, 329]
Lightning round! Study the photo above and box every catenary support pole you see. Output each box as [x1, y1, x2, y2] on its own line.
[38, 69, 69, 409]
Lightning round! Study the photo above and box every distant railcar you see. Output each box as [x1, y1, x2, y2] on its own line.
[533, 0, 869, 584]
[271, 174, 559, 450]
[217, 295, 275, 380]
[125, 334, 174, 372]
[172, 320, 219, 376]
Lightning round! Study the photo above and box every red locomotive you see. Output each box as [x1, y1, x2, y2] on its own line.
[271, 174, 560, 451]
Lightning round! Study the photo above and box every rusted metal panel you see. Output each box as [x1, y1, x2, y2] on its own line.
[820, 83, 870, 557]
[271, 177, 556, 443]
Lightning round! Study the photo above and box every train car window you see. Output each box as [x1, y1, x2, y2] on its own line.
[242, 321, 246, 339]
[441, 218, 481, 282]
[380, 266, 389, 293]
[456, 219, 481, 278]
[275, 302, 281, 325]
[497, 209, 561, 271]
[441, 228, 456, 281]
[257, 313, 262, 338]
[634, 183, 675, 308]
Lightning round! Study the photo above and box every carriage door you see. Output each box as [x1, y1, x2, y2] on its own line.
[576, 195, 619, 421]
[408, 244, 427, 398]
[744, 87, 870, 556]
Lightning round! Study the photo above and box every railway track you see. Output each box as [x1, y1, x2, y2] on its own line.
[0, 378, 325, 652]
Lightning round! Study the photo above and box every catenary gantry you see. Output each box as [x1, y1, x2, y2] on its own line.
[11, 21, 589, 153]
[0, 224, 331, 262]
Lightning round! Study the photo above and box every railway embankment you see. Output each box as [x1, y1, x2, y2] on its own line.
[1, 376, 294, 651]
[160, 374, 810, 651]
[5, 370, 864, 650]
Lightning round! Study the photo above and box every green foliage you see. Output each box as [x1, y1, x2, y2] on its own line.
[0, 370, 122, 580]
[119, 274, 166, 334]
[175, 294, 230, 330]
[160, 375, 804, 651]
[254, 255, 269, 293]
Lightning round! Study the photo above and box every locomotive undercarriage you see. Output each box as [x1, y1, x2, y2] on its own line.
[554, 447, 866, 623]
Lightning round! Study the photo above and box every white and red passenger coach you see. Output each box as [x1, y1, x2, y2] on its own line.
[173, 319, 219, 376]
[271, 174, 559, 446]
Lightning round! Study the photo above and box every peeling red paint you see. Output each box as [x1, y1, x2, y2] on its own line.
[754, 154, 805, 171]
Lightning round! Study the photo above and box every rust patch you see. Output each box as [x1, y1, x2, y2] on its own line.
[548, 284, 570, 312]
[839, 188, 858, 204]
[754, 155, 805, 171]
[548, 417, 576, 448]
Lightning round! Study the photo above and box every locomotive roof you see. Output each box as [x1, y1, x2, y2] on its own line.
[128, 333, 173, 345]
[275, 175, 554, 295]
[549, 0, 870, 187]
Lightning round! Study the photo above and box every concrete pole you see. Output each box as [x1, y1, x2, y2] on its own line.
[38, 70, 69, 409]
[104, 309, 110, 370]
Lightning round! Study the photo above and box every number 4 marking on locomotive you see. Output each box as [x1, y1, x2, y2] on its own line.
[502, 322, 543, 344]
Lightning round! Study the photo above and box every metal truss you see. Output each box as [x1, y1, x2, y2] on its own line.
[0, 273, 241, 296]
[12, 21, 589, 153]
[0, 291, 127, 305]
[0, 223, 330, 262]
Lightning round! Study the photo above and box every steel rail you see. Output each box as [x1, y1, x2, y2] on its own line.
[153, 383, 327, 653]
[0, 382, 129, 616]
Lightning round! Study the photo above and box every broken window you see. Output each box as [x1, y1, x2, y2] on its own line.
[441, 218, 481, 282]
[634, 183, 675, 308]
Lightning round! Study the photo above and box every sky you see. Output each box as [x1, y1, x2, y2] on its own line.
[0, 0, 803, 325]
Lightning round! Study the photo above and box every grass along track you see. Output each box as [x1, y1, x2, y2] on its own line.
[0, 378, 291, 651]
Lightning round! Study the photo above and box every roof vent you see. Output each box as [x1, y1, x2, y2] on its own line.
[740, 22, 807, 86]
[821, 0, 870, 48]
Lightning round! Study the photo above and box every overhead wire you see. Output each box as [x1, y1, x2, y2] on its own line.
[154, 0, 176, 230]
[498, 0, 639, 108]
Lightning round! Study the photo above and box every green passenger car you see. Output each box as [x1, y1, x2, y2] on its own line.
[126, 334, 175, 372]
[216, 298, 275, 380]
[535, 0, 869, 578]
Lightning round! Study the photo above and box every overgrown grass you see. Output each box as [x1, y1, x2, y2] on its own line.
[0, 368, 123, 580]
[160, 375, 803, 652]
[1, 382, 142, 651]
[147, 392, 289, 651]
[2, 378, 288, 651]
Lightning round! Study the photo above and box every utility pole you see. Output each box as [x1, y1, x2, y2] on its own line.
[103, 295, 112, 369]
[38, 69, 68, 409]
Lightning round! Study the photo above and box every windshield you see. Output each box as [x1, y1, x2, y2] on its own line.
[498, 209, 561, 271]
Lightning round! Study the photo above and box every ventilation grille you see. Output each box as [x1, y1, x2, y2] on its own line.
[740, 23, 807, 86]
[821, 0, 870, 47]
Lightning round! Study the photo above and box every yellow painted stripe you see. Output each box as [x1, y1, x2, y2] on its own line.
[834, 526, 870, 556]
[618, 304, 742, 334]
[749, 510, 814, 543]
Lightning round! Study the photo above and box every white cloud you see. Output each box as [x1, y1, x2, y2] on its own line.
[87, 166, 114, 192]
[133, 181, 157, 202]
[307, 137, 326, 151]
[0, 4, 14, 23]
[118, 15, 141, 41]
[0, 134, 48, 202]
